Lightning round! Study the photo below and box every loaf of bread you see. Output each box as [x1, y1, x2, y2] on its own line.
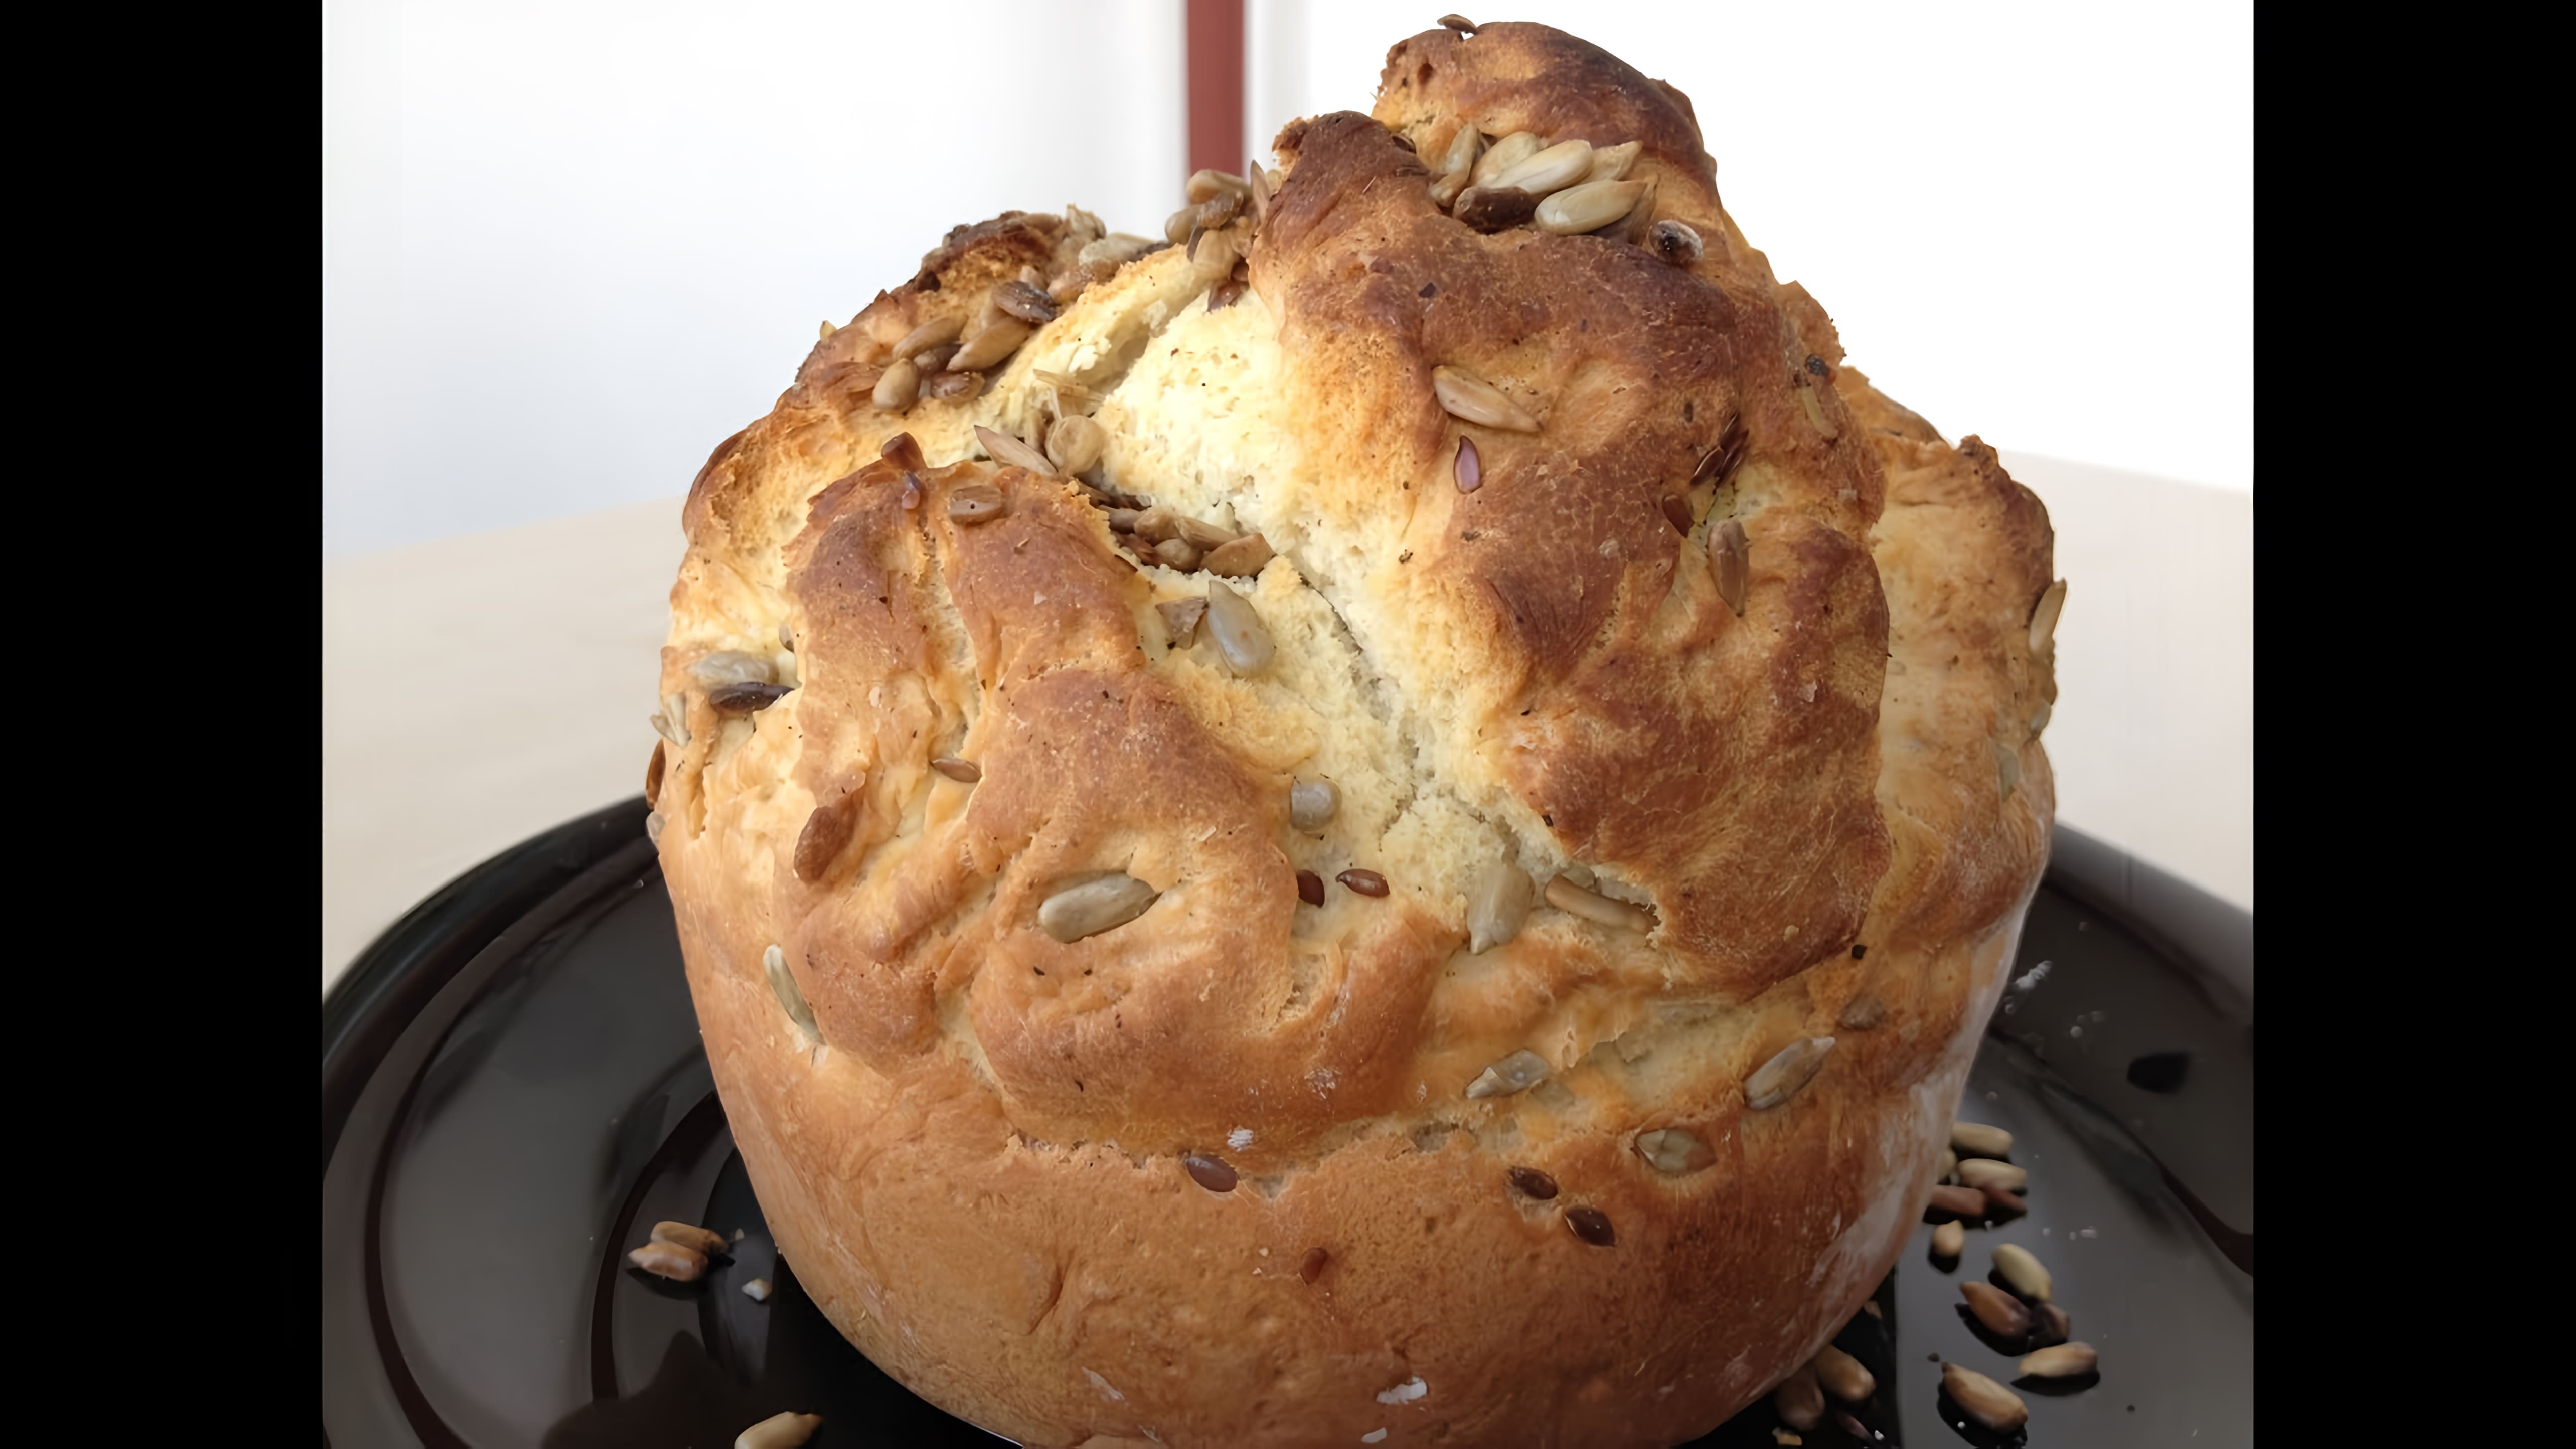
[650, 20, 2059, 1447]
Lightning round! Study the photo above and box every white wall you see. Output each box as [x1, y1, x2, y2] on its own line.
[321, 0, 1184, 560]
[1249, 2, 2253, 497]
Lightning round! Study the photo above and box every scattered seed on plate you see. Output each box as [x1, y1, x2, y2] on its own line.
[1183, 1153, 1239, 1193]
[734, 1411, 823, 1449]
[1038, 874, 1159, 943]
[1993, 1243, 2052, 1301]
[1982, 1184, 2029, 1216]
[1951, 1122, 2013, 1158]
[1811, 1345, 1874, 1403]
[629, 1241, 707, 1281]
[2019, 1342, 2096, 1379]
[1337, 868, 1389, 897]
[742, 1278, 773, 1303]
[1931, 1219, 1965, 1259]
[651, 1222, 728, 1256]
[2033, 1302, 2073, 1345]
[1940, 1363, 2028, 1432]
[1773, 1363, 1825, 1431]
[1928, 1183, 1986, 1218]
[1961, 1281, 2032, 1337]
[1957, 1158, 2028, 1192]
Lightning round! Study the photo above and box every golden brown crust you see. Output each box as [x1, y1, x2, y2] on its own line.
[653, 21, 2060, 1447]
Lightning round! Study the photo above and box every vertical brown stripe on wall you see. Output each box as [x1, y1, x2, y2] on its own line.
[1186, 0, 1245, 182]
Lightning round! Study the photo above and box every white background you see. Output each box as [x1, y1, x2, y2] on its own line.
[323, 0, 2250, 559]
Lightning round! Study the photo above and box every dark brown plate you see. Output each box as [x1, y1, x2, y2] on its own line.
[321, 803, 2251, 1447]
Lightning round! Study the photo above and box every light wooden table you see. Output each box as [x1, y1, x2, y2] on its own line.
[320, 452, 2251, 993]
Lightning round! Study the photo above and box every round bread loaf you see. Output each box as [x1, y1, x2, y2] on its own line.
[652, 21, 2059, 1447]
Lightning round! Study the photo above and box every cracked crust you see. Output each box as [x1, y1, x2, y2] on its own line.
[655, 21, 2058, 1448]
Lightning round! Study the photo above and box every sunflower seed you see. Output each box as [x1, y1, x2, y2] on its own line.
[1131, 507, 1178, 542]
[948, 483, 1006, 525]
[1951, 1122, 2013, 1158]
[1956, 1159, 2027, 1193]
[1432, 365, 1540, 431]
[1175, 515, 1236, 550]
[950, 318, 1031, 373]
[1337, 868, 1389, 897]
[1177, 1152, 1239, 1193]
[1490, 138, 1594, 195]
[893, 315, 963, 360]
[1033, 368, 1106, 412]
[1194, 191, 1245, 232]
[1635, 1127, 1713, 1174]
[1592, 176, 1658, 243]
[1439, 123, 1485, 178]
[900, 472, 924, 509]
[1465, 1048, 1549, 1099]
[818, 319, 837, 340]
[1961, 1281, 2032, 1337]
[1585, 140, 1642, 183]
[1045, 414, 1107, 476]
[1039, 873, 1159, 943]
[1154, 537, 1202, 571]
[1439, 13, 1477, 33]
[1928, 1184, 1987, 1217]
[741, 1278, 772, 1303]
[993, 280, 1058, 326]
[1452, 184, 1539, 232]
[1990, 1190, 2037, 1222]
[651, 1222, 728, 1256]
[1662, 495, 1693, 533]
[651, 692, 691, 747]
[1744, 1036, 1834, 1110]
[2019, 1343, 2096, 1380]
[1711, 518, 1749, 615]
[1471, 131, 1541, 187]
[645, 743, 665, 808]
[974, 424, 1054, 475]
[1796, 383, 1838, 440]
[1467, 860, 1534, 954]
[793, 796, 856, 883]
[1837, 993, 1886, 1030]
[871, 357, 920, 411]
[1296, 869, 1325, 905]
[1454, 435, 1482, 492]
[1187, 168, 1251, 204]
[1940, 1364, 2027, 1432]
[1536, 179, 1646, 235]
[628, 1241, 707, 1281]
[1203, 532, 1274, 576]
[924, 368, 980, 400]
[1773, 1364, 1825, 1431]
[877, 434, 925, 473]
[764, 943, 819, 1037]
[1565, 1207, 1616, 1246]
[1931, 1219, 1966, 1258]
[1995, 739, 2021, 795]
[1289, 778, 1340, 830]
[693, 651, 776, 686]
[1192, 225, 1244, 282]
[2030, 701, 2053, 736]
[1647, 219, 1704, 265]
[1164, 205, 1199, 246]
[1429, 165, 1474, 209]
[1157, 597, 1208, 646]
[645, 811, 666, 844]
[930, 756, 981, 784]
[1544, 875, 1657, 931]
[710, 681, 792, 715]
[1812, 1345, 1874, 1403]
[1203, 580, 1275, 674]
[1247, 157, 1273, 226]
[735, 1411, 824, 1449]
[2029, 579, 2067, 655]
[1992, 1243, 2052, 1302]
[1210, 275, 1249, 310]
